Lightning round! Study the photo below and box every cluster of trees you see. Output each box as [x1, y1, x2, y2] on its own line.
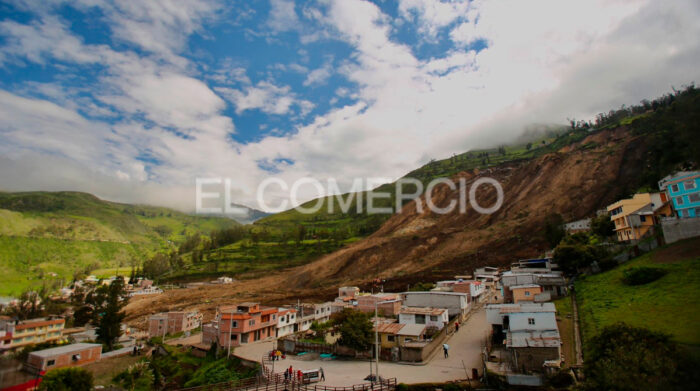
[331, 308, 374, 352]
[582, 323, 699, 390]
[549, 214, 615, 275]
[71, 277, 128, 351]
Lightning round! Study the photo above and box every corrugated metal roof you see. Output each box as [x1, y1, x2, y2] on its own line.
[507, 330, 560, 348]
[399, 307, 447, 316]
[374, 323, 405, 334]
[396, 324, 426, 336]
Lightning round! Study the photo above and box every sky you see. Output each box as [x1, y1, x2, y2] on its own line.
[0, 0, 699, 214]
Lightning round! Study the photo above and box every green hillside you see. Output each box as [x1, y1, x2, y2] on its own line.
[576, 239, 700, 347]
[0, 191, 239, 296]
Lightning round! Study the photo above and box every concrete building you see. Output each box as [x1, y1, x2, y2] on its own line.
[563, 218, 591, 234]
[202, 303, 278, 349]
[398, 307, 449, 330]
[659, 171, 700, 218]
[510, 285, 544, 303]
[500, 271, 567, 303]
[487, 303, 561, 373]
[401, 291, 469, 319]
[356, 293, 402, 316]
[607, 193, 674, 243]
[26, 343, 101, 373]
[433, 280, 484, 303]
[276, 308, 297, 338]
[148, 311, 202, 338]
[338, 286, 360, 298]
[0, 317, 65, 351]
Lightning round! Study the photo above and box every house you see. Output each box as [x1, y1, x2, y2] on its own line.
[25, 343, 102, 374]
[510, 258, 558, 274]
[401, 291, 469, 319]
[659, 171, 700, 218]
[398, 307, 449, 330]
[338, 286, 360, 298]
[215, 276, 234, 284]
[500, 272, 567, 303]
[510, 284, 544, 303]
[563, 218, 591, 234]
[202, 303, 278, 349]
[607, 193, 674, 243]
[486, 303, 561, 373]
[433, 280, 484, 303]
[276, 308, 297, 338]
[148, 311, 202, 338]
[356, 293, 402, 316]
[374, 323, 426, 349]
[0, 317, 65, 351]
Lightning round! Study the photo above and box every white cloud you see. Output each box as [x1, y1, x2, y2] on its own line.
[216, 81, 313, 115]
[303, 60, 333, 86]
[266, 0, 299, 32]
[398, 0, 471, 39]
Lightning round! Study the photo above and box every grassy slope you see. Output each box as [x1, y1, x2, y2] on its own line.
[0, 191, 239, 296]
[576, 239, 700, 347]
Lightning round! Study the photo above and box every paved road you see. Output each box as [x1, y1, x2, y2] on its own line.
[235, 307, 489, 386]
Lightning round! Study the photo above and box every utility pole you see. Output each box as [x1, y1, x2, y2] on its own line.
[227, 311, 233, 358]
[374, 299, 379, 383]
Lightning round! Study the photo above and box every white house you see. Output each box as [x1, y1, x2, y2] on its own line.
[486, 303, 557, 332]
[276, 308, 297, 338]
[401, 291, 469, 319]
[398, 307, 449, 330]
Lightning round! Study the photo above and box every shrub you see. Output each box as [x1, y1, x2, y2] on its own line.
[40, 367, 93, 391]
[621, 267, 667, 285]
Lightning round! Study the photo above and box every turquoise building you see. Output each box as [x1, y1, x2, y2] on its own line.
[658, 171, 700, 218]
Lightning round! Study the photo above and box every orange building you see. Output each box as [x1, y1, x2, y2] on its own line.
[511, 284, 543, 303]
[607, 193, 673, 243]
[203, 303, 278, 349]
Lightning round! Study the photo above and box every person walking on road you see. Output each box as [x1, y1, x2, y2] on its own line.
[320, 367, 325, 381]
[443, 343, 449, 358]
[455, 321, 460, 332]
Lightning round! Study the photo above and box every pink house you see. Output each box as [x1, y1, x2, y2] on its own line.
[203, 303, 278, 349]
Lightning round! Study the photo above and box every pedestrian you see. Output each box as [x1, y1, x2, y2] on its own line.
[284, 370, 289, 382]
[288, 366, 293, 378]
[297, 370, 303, 382]
[276, 350, 282, 361]
[320, 367, 325, 381]
[455, 321, 460, 332]
[443, 343, 449, 358]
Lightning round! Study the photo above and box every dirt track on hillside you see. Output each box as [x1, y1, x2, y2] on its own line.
[126, 128, 649, 328]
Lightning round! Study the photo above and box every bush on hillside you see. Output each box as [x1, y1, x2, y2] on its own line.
[621, 267, 667, 286]
[40, 367, 93, 391]
[582, 323, 699, 391]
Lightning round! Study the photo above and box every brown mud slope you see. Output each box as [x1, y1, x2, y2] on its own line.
[125, 128, 647, 327]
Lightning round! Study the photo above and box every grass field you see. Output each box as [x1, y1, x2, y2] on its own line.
[553, 297, 576, 367]
[576, 239, 700, 347]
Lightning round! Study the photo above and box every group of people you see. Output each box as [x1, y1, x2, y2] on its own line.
[269, 349, 285, 361]
[281, 365, 325, 383]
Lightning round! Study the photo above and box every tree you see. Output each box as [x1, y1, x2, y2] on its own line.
[71, 285, 93, 327]
[6, 290, 44, 320]
[543, 213, 565, 247]
[582, 323, 698, 391]
[333, 309, 373, 351]
[526, 142, 532, 150]
[40, 367, 94, 391]
[113, 362, 154, 391]
[93, 277, 128, 351]
[590, 214, 615, 238]
[142, 253, 170, 278]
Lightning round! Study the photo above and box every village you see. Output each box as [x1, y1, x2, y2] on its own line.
[1, 170, 699, 390]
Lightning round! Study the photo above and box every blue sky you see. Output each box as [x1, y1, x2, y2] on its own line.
[0, 0, 698, 212]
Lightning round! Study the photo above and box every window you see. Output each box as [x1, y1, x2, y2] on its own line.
[694, 208, 700, 216]
[676, 196, 684, 205]
[387, 335, 395, 342]
[671, 184, 679, 193]
[231, 334, 237, 340]
[272, 315, 275, 320]
[682, 209, 690, 217]
[415, 314, 426, 324]
[524, 291, 530, 296]
[690, 193, 700, 203]
[640, 215, 646, 222]
[685, 180, 697, 190]
[232, 321, 237, 328]
[47, 360, 55, 366]
[249, 320, 255, 326]
[527, 318, 535, 325]
[430, 316, 438, 322]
